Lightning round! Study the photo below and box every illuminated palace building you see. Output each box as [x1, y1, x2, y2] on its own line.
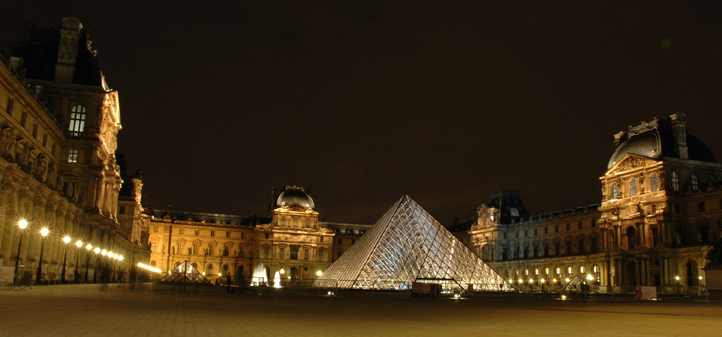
[460, 113, 722, 294]
[0, 18, 150, 284]
[148, 185, 370, 283]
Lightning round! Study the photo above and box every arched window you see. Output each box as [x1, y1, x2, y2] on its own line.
[671, 171, 679, 191]
[630, 178, 637, 197]
[611, 183, 618, 199]
[650, 173, 659, 192]
[691, 174, 699, 190]
[627, 227, 636, 249]
[68, 105, 86, 136]
[206, 264, 214, 274]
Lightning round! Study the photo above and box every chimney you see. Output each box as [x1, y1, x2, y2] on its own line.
[54, 17, 83, 83]
[669, 112, 688, 159]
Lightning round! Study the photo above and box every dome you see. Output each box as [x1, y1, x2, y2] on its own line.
[607, 115, 716, 169]
[276, 187, 315, 209]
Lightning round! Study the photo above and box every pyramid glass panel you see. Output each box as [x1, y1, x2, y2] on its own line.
[314, 195, 511, 291]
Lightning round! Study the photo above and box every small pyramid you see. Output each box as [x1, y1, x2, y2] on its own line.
[315, 195, 511, 291]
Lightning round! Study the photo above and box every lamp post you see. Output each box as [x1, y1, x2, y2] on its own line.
[35, 228, 49, 285]
[13, 220, 28, 285]
[61, 236, 71, 284]
[74, 241, 82, 283]
[84, 244, 92, 282]
[93, 247, 100, 282]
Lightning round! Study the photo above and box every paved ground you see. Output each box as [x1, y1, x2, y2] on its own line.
[1, 284, 720, 336]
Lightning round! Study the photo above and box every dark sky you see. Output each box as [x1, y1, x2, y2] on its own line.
[2, 1, 722, 225]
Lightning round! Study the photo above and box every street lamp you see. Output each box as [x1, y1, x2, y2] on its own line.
[61, 236, 71, 284]
[93, 247, 100, 283]
[74, 241, 82, 282]
[13, 220, 28, 285]
[34, 228, 49, 285]
[84, 244, 92, 282]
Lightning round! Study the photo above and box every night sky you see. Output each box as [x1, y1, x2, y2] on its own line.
[2, 1, 721, 225]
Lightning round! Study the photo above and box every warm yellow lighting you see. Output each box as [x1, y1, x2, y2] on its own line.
[541, 279, 545, 283]
[586, 274, 594, 281]
[553, 278, 557, 283]
[137, 262, 162, 273]
[561, 295, 567, 300]
[101, 250, 107, 256]
[280, 269, 285, 274]
[518, 279, 523, 284]
[119, 256, 124, 261]
[86, 244, 92, 250]
[40, 228, 49, 236]
[565, 278, 570, 283]
[316, 270, 323, 276]
[63, 236, 71, 243]
[675, 276, 680, 281]
[76, 240, 83, 248]
[698, 276, 703, 280]
[18, 219, 28, 229]
[218, 273, 222, 276]
[94, 247, 100, 254]
[529, 279, 533, 283]
[202, 272, 206, 275]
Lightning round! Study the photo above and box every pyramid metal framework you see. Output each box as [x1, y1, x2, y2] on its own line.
[314, 195, 511, 291]
[159, 260, 210, 283]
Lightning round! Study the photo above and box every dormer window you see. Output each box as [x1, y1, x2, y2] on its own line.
[630, 178, 637, 197]
[691, 174, 699, 190]
[671, 171, 679, 192]
[69, 105, 86, 137]
[650, 173, 659, 192]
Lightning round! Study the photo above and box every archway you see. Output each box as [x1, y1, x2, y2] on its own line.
[686, 260, 699, 286]
[624, 261, 637, 286]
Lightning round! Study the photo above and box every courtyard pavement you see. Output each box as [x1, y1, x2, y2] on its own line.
[1, 284, 720, 336]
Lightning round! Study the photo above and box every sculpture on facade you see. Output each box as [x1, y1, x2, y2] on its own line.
[0, 127, 16, 159]
[706, 237, 722, 265]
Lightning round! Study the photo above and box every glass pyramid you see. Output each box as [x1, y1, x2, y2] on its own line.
[315, 195, 511, 291]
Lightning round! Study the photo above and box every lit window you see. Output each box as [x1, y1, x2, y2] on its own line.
[611, 183, 618, 199]
[69, 105, 86, 137]
[630, 178, 637, 197]
[671, 171, 679, 191]
[195, 229, 199, 236]
[210, 231, 215, 237]
[567, 267, 572, 274]
[580, 266, 585, 273]
[68, 149, 78, 163]
[556, 267, 561, 275]
[534, 269, 539, 275]
[545, 268, 549, 275]
[691, 174, 699, 190]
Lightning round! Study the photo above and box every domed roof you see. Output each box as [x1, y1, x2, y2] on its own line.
[607, 115, 716, 169]
[276, 187, 315, 209]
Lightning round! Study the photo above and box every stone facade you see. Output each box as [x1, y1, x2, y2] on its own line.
[461, 113, 722, 295]
[148, 185, 370, 284]
[0, 18, 149, 284]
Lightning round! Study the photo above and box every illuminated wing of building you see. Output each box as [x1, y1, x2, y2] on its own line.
[315, 195, 511, 291]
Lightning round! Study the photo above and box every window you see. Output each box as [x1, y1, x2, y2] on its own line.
[503, 232, 507, 239]
[652, 227, 659, 246]
[699, 201, 706, 212]
[225, 231, 230, 238]
[700, 225, 709, 243]
[280, 247, 285, 259]
[222, 247, 229, 256]
[263, 247, 270, 259]
[210, 230, 215, 237]
[544, 227, 548, 234]
[524, 230, 528, 237]
[674, 203, 681, 214]
[650, 173, 659, 192]
[567, 267, 572, 274]
[318, 249, 326, 262]
[20, 110, 26, 127]
[630, 178, 637, 197]
[150, 261, 156, 267]
[612, 183, 618, 199]
[578, 221, 582, 230]
[153, 226, 158, 233]
[319, 237, 324, 242]
[304, 249, 309, 260]
[555, 225, 559, 233]
[590, 238, 597, 253]
[337, 239, 342, 245]
[578, 239, 584, 253]
[241, 232, 245, 239]
[239, 250, 245, 258]
[264, 233, 269, 239]
[178, 228, 183, 235]
[32, 123, 38, 138]
[69, 105, 87, 136]
[119, 206, 125, 215]
[68, 149, 79, 163]
[566, 223, 570, 231]
[351, 240, 356, 244]
[591, 219, 596, 228]
[566, 241, 572, 255]
[195, 229, 199, 236]
[290, 247, 298, 260]
[151, 242, 158, 252]
[671, 171, 679, 191]
[556, 267, 561, 275]
[580, 266, 585, 274]
[627, 227, 636, 249]
[691, 174, 699, 190]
